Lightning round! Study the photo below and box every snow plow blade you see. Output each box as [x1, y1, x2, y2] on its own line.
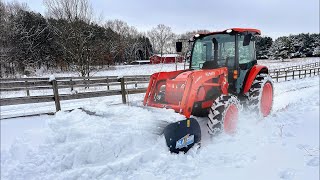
[163, 118, 201, 153]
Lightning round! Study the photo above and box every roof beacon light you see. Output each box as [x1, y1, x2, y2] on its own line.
[226, 29, 233, 33]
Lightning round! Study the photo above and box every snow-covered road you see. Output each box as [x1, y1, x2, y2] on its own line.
[1, 76, 319, 180]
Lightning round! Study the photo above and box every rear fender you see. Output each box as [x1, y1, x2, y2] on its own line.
[243, 65, 268, 94]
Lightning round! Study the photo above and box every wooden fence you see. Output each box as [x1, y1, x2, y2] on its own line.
[270, 68, 320, 82]
[269, 62, 319, 73]
[269, 62, 320, 82]
[0, 75, 150, 111]
[1, 62, 319, 111]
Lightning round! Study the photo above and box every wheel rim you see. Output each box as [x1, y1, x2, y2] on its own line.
[223, 104, 238, 134]
[260, 82, 273, 117]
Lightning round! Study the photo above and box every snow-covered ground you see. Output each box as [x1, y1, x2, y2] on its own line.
[28, 57, 319, 78]
[1, 57, 319, 116]
[32, 63, 188, 77]
[1, 75, 319, 180]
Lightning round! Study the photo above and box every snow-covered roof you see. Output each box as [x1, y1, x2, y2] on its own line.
[154, 54, 180, 58]
[134, 60, 150, 63]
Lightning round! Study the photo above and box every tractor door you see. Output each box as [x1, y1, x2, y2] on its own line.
[215, 37, 237, 89]
[235, 34, 257, 94]
[190, 34, 238, 90]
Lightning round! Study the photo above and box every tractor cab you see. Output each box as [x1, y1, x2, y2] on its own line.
[144, 28, 273, 154]
[189, 28, 261, 94]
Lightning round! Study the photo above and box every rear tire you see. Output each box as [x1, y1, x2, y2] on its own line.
[246, 73, 273, 117]
[207, 95, 240, 135]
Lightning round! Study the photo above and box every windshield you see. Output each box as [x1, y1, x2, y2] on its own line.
[191, 34, 235, 70]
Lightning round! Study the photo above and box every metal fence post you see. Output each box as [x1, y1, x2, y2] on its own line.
[276, 71, 279, 82]
[51, 79, 61, 111]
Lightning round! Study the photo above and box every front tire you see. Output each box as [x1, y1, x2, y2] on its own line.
[207, 95, 240, 135]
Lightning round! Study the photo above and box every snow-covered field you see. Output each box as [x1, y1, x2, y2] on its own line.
[29, 57, 319, 78]
[1, 57, 319, 179]
[1, 75, 319, 180]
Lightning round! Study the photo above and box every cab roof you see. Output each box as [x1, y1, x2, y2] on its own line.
[201, 28, 261, 36]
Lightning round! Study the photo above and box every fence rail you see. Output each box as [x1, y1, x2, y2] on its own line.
[269, 62, 319, 72]
[270, 67, 320, 82]
[1, 62, 319, 110]
[0, 75, 150, 110]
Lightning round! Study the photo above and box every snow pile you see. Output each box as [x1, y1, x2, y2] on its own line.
[1, 104, 185, 179]
[1, 77, 319, 179]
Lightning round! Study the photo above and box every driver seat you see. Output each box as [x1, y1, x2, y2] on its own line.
[202, 61, 218, 69]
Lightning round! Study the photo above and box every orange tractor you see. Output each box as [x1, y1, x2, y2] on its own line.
[144, 28, 273, 153]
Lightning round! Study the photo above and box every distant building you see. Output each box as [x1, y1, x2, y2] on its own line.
[150, 54, 183, 64]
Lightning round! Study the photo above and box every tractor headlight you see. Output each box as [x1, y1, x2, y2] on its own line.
[226, 29, 233, 33]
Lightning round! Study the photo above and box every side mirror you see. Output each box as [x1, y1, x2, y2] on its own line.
[176, 42, 182, 53]
[243, 34, 252, 46]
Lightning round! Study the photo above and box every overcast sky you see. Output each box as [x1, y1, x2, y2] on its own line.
[4, 0, 319, 39]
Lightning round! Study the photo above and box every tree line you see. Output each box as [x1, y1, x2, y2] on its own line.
[0, 0, 154, 77]
[256, 33, 320, 60]
[0, 0, 319, 78]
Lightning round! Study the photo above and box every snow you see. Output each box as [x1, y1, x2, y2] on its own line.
[32, 63, 188, 78]
[154, 54, 180, 57]
[48, 75, 56, 82]
[1, 76, 319, 180]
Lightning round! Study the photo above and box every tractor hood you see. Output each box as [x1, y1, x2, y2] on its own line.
[143, 67, 228, 118]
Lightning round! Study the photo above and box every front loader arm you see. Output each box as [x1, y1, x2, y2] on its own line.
[144, 70, 186, 106]
[180, 67, 229, 118]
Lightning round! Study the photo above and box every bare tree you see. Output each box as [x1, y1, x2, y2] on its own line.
[105, 19, 143, 63]
[0, 1, 30, 77]
[44, 0, 96, 77]
[43, 0, 92, 22]
[105, 19, 130, 37]
[147, 24, 175, 59]
[178, 29, 211, 57]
